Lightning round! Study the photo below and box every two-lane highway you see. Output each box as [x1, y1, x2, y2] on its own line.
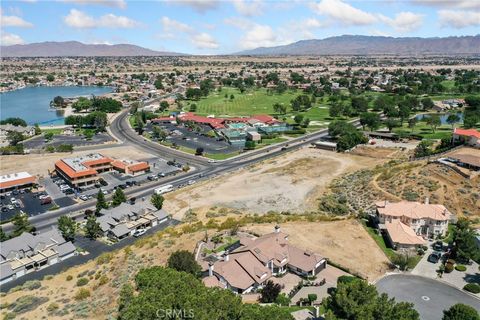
[3, 110, 357, 233]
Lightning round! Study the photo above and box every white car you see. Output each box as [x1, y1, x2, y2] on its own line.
[208, 159, 216, 163]
[79, 195, 89, 201]
[187, 180, 196, 185]
[7, 205, 14, 210]
[133, 229, 147, 237]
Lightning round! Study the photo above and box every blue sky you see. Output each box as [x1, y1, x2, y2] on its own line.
[1, 0, 479, 54]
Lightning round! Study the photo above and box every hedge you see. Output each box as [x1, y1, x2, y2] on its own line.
[463, 283, 480, 294]
[455, 265, 467, 272]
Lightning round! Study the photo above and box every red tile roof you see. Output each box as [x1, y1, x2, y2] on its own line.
[55, 160, 97, 179]
[0, 176, 36, 189]
[111, 160, 127, 170]
[82, 158, 113, 167]
[127, 162, 150, 172]
[454, 128, 480, 139]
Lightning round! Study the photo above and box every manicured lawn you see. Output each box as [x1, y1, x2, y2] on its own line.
[393, 123, 454, 140]
[204, 151, 241, 160]
[41, 128, 63, 135]
[440, 80, 456, 92]
[192, 87, 298, 116]
[361, 220, 397, 261]
[128, 115, 136, 128]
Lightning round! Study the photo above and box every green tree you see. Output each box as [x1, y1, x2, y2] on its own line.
[446, 113, 460, 129]
[7, 131, 25, 146]
[360, 112, 381, 131]
[34, 123, 41, 135]
[46, 74, 55, 82]
[408, 117, 418, 133]
[385, 118, 400, 132]
[0, 117, 27, 127]
[273, 103, 287, 115]
[52, 96, 64, 107]
[118, 283, 134, 313]
[453, 218, 479, 263]
[245, 140, 255, 150]
[421, 97, 435, 110]
[414, 140, 432, 158]
[351, 96, 368, 114]
[167, 250, 202, 277]
[426, 115, 441, 133]
[329, 102, 344, 118]
[85, 215, 102, 240]
[95, 190, 108, 214]
[0, 227, 8, 242]
[443, 303, 479, 320]
[12, 213, 34, 237]
[57, 215, 76, 242]
[159, 100, 169, 112]
[112, 188, 127, 207]
[260, 280, 282, 303]
[150, 194, 165, 210]
[294, 114, 304, 124]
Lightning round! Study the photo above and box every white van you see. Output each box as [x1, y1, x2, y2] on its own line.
[154, 184, 174, 195]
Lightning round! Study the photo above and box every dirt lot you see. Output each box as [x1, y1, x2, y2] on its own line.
[165, 147, 385, 219]
[244, 220, 390, 281]
[0, 231, 204, 320]
[0, 146, 153, 178]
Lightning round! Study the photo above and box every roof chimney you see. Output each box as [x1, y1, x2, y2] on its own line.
[425, 197, 429, 205]
[274, 225, 280, 233]
[208, 262, 214, 277]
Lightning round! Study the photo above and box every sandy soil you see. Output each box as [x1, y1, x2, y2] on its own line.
[244, 220, 390, 281]
[0, 146, 153, 178]
[165, 147, 384, 219]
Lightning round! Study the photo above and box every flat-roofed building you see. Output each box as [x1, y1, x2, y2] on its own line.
[0, 172, 36, 193]
[55, 153, 113, 188]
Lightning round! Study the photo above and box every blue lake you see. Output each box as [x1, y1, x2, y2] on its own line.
[0, 86, 113, 125]
[415, 112, 464, 125]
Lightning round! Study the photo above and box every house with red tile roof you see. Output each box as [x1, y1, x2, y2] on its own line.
[203, 226, 327, 294]
[376, 199, 452, 249]
[453, 128, 480, 148]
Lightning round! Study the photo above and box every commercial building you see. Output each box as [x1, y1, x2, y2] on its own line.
[0, 229, 76, 285]
[376, 200, 452, 250]
[111, 160, 150, 176]
[0, 172, 36, 193]
[202, 226, 326, 294]
[55, 153, 113, 188]
[98, 202, 170, 240]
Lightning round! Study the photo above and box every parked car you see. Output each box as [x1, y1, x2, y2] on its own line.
[208, 159, 216, 163]
[427, 251, 442, 263]
[1, 207, 8, 212]
[133, 229, 147, 237]
[432, 241, 443, 251]
[99, 179, 108, 186]
[147, 175, 158, 181]
[157, 172, 165, 178]
[40, 197, 52, 205]
[79, 195, 89, 201]
[7, 205, 14, 210]
[129, 197, 136, 205]
[188, 180, 196, 185]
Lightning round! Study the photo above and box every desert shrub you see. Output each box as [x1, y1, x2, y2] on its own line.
[337, 275, 359, 285]
[8, 295, 49, 314]
[96, 253, 113, 265]
[455, 265, 467, 272]
[74, 288, 91, 301]
[3, 313, 16, 320]
[46, 302, 59, 313]
[445, 263, 454, 273]
[274, 293, 291, 306]
[66, 275, 73, 281]
[76, 278, 89, 287]
[98, 275, 109, 286]
[463, 283, 480, 294]
[43, 275, 53, 280]
[0, 302, 9, 309]
[22, 280, 41, 290]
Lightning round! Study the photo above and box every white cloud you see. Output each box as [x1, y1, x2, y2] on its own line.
[0, 8, 33, 27]
[1, 31, 25, 45]
[438, 9, 480, 28]
[63, 9, 139, 28]
[160, 16, 193, 33]
[240, 24, 291, 49]
[311, 0, 377, 26]
[412, 0, 480, 9]
[378, 11, 423, 33]
[172, 0, 219, 13]
[233, 0, 264, 17]
[191, 32, 219, 49]
[61, 0, 127, 9]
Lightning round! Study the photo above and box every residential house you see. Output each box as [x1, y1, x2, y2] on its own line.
[0, 229, 76, 285]
[376, 200, 452, 249]
[0, 124, 36, 140]
[453, 128, 480, 148]
[97, 202, 170, 240]
[203, 226, 326, 294]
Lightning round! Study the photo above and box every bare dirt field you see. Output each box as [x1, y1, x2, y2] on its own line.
[0, 146, 153, 178]
[165, 147, 386, 219]
[244, 220, 390, 281]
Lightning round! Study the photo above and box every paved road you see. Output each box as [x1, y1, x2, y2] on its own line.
[376, 274, 480, 320]
[2, 109, 361, 233]
[0, 219, 180, 292]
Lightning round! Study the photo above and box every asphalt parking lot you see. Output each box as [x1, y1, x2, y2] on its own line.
[23, 133, 113, 150]
[0, 191, 57, 221]
[148, 123, 242, 154]
[376, 274, 480, 320]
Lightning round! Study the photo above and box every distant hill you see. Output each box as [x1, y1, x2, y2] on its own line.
[236, 35, 480, 55]
[1, 41, 183, 57]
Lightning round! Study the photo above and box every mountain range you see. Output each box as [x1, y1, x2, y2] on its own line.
[0, 41, 182, 57]
[236, 35, 480, 55]
[1, 36, 479, 57]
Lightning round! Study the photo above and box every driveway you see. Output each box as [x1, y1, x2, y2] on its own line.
[376, 274, 480, 320]
[411, 248, 439, 279]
